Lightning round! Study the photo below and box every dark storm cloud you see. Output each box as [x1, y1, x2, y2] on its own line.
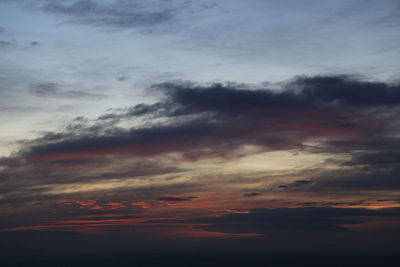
[41, 0, 189, 29]
[191, 207, 400, 236]
[21, 75, 400, 162]
[345, 151, 400, 166]
[23, 122, 224, 158]
[29, 82, 107, 99]
[100, 75, 400, 124]
[151, 75, 400, 115]
[97, 102, 167, 120]
[18, 116, 339, 163]
[290, 75, 400, 106]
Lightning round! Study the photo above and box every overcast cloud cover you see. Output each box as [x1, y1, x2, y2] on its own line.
[1, 0, 400, 263]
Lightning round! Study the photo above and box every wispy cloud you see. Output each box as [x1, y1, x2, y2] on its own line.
[40, 0, 195, 29]
[29, 82, 107, 99]
[0, 40, 14, 47]
[190, 207, 400, 235]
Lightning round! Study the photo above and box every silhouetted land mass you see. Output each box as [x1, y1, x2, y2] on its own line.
[1, 253, 399, 267]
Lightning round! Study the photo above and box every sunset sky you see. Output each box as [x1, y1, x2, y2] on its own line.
[1, 0, 400, 257]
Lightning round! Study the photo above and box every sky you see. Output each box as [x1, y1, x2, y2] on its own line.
[1, 0, 400, 258]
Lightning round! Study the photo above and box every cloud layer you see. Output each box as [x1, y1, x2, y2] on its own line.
[1, 75, 400, 254]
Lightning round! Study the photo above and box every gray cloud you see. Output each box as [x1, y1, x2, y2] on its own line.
[314, 167, 400, 191]
[0, 154, 184, 204]
[166, 207, 400, 235]
[242, 192, 260, 197]
[0, 40, 14, 47]
[100, 75, 400, 123]
[29, 82, 107, 99]
[156, 195, 197, 202]
[41, 0, 189, 29]
[278, 180, 312, 189]
[276, 165, 400, 194]
[345, 151, 400, 166]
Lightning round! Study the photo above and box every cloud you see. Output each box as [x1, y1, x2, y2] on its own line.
[278, 180, 312, 189]
[40, 0, 189, 29]
[21, 75, 400, 162]
[313, 167, 400, 191]
[345, 151, 400, 166]
[29, 82, 107, 99]
[157, 195, 197, 202]
[191, 207, 400, 236]
[0, 152, 185, 205]
[242, 192, 260, 197]
[2, 74, 400, 207]
[0, 40, 14, 47]
[100, 75, 400, 126]
[273, 164, 400, 194]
